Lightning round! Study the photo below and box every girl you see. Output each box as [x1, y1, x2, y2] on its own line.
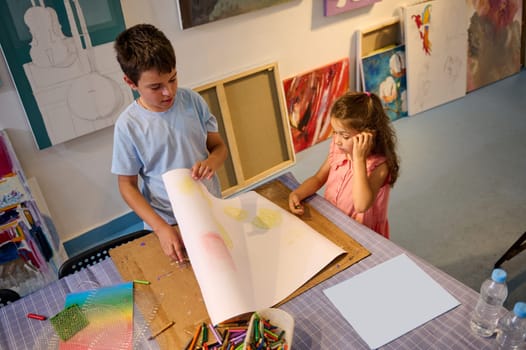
[288, 91, 399, 238]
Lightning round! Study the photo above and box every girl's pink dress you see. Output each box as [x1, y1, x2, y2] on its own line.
[324, 141, 391, 239]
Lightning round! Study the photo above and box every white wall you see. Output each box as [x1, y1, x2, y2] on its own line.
[0, 0, 408, 242]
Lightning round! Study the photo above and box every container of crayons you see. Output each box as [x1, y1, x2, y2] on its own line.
[184, 309, 293, 349]
[244, 308, 293, 349]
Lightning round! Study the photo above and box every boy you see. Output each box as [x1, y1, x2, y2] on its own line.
[112, 24, 228, 263]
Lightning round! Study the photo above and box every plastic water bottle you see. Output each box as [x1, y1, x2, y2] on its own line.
[470, 268, 508, 337]
[495, 302, 526, 350]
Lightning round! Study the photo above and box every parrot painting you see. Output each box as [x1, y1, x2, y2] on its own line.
[411, 4, 432, 55]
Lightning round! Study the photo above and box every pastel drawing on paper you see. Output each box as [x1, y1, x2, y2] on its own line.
[162, 169, 345, 324]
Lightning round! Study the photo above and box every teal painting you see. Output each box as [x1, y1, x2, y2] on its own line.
[0, 0, 129, 149]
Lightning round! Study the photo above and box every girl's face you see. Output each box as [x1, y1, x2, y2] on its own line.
[331, 117, 359, 154]
[125, 67, 178, 112]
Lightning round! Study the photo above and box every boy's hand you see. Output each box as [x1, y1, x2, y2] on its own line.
[288, 192, 304, 215]
[156, 225, 187, 264]
[191, 159, 216, 180]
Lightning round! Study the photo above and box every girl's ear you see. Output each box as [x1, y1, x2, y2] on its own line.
[123, 75, 137, 90]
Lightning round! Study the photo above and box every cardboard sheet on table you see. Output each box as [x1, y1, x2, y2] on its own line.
[110, 178, 370, 349]
[110, 234, 206, 349]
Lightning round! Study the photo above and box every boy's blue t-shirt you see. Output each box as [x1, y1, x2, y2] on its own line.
[111, 87, 221, 226]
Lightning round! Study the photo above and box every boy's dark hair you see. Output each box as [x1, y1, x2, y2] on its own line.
[114, 24, 176, 85]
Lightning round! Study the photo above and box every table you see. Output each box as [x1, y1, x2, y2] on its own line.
[0, 173, 497, 349]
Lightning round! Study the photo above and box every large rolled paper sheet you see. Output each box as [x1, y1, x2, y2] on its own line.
[162, 169, 345, 324]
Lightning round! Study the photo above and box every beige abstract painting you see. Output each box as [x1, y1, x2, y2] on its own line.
[466, 0, 522, 91]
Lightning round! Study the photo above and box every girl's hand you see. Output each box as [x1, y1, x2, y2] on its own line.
[191, 159, 216, 180]
[351, 131, 374, 161]
[289, 192, 304, 215]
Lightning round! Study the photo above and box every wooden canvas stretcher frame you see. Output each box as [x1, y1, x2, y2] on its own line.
[193, 63, 295, 198]
[109, 178, 370, 349]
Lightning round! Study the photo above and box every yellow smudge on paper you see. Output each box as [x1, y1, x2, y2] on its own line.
[223, 206, 249, 221]
[177, 176, 198, 194]
[252, 208, 282, 229]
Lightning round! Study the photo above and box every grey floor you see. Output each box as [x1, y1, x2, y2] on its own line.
[288, 69, 526, 310]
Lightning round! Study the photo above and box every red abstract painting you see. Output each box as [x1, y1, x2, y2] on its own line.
[283, 58, 350, 153]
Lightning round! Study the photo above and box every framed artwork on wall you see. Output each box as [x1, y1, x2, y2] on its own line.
[283, 58, 349, 154]
[324, 0, 381, 17]
[0, 0, 131, 149]
[177, 0, 294, 29]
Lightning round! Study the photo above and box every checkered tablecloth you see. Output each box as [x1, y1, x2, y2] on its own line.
[0, 172, 496, 349]
[0, 258, 160, 350]
[276, 172, 495, 349]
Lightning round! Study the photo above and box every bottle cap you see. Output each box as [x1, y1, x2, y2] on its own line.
[513, 302, 526, 318]
[491, 268, 507, 283]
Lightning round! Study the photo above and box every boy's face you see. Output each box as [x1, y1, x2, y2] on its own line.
[124, 67, 178, 112]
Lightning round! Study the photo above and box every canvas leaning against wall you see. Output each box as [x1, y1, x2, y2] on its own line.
[177, 0, 294, 29]
[361, 44, 408, 121]
[283, 58, 349, 153]
[324, 0, 381, 16]
[466, 0, 522, 91]
[402, 0, 467, 116]
[0, 0, 132, 149]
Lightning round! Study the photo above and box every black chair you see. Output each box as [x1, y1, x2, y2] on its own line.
[494, 231, 526, 268]
[58, 229, 151, 279]
[0, 289, 21, 307]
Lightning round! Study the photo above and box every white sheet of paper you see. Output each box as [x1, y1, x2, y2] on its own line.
[162, 169, 345, 324]
[323, 254, 460, 349]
